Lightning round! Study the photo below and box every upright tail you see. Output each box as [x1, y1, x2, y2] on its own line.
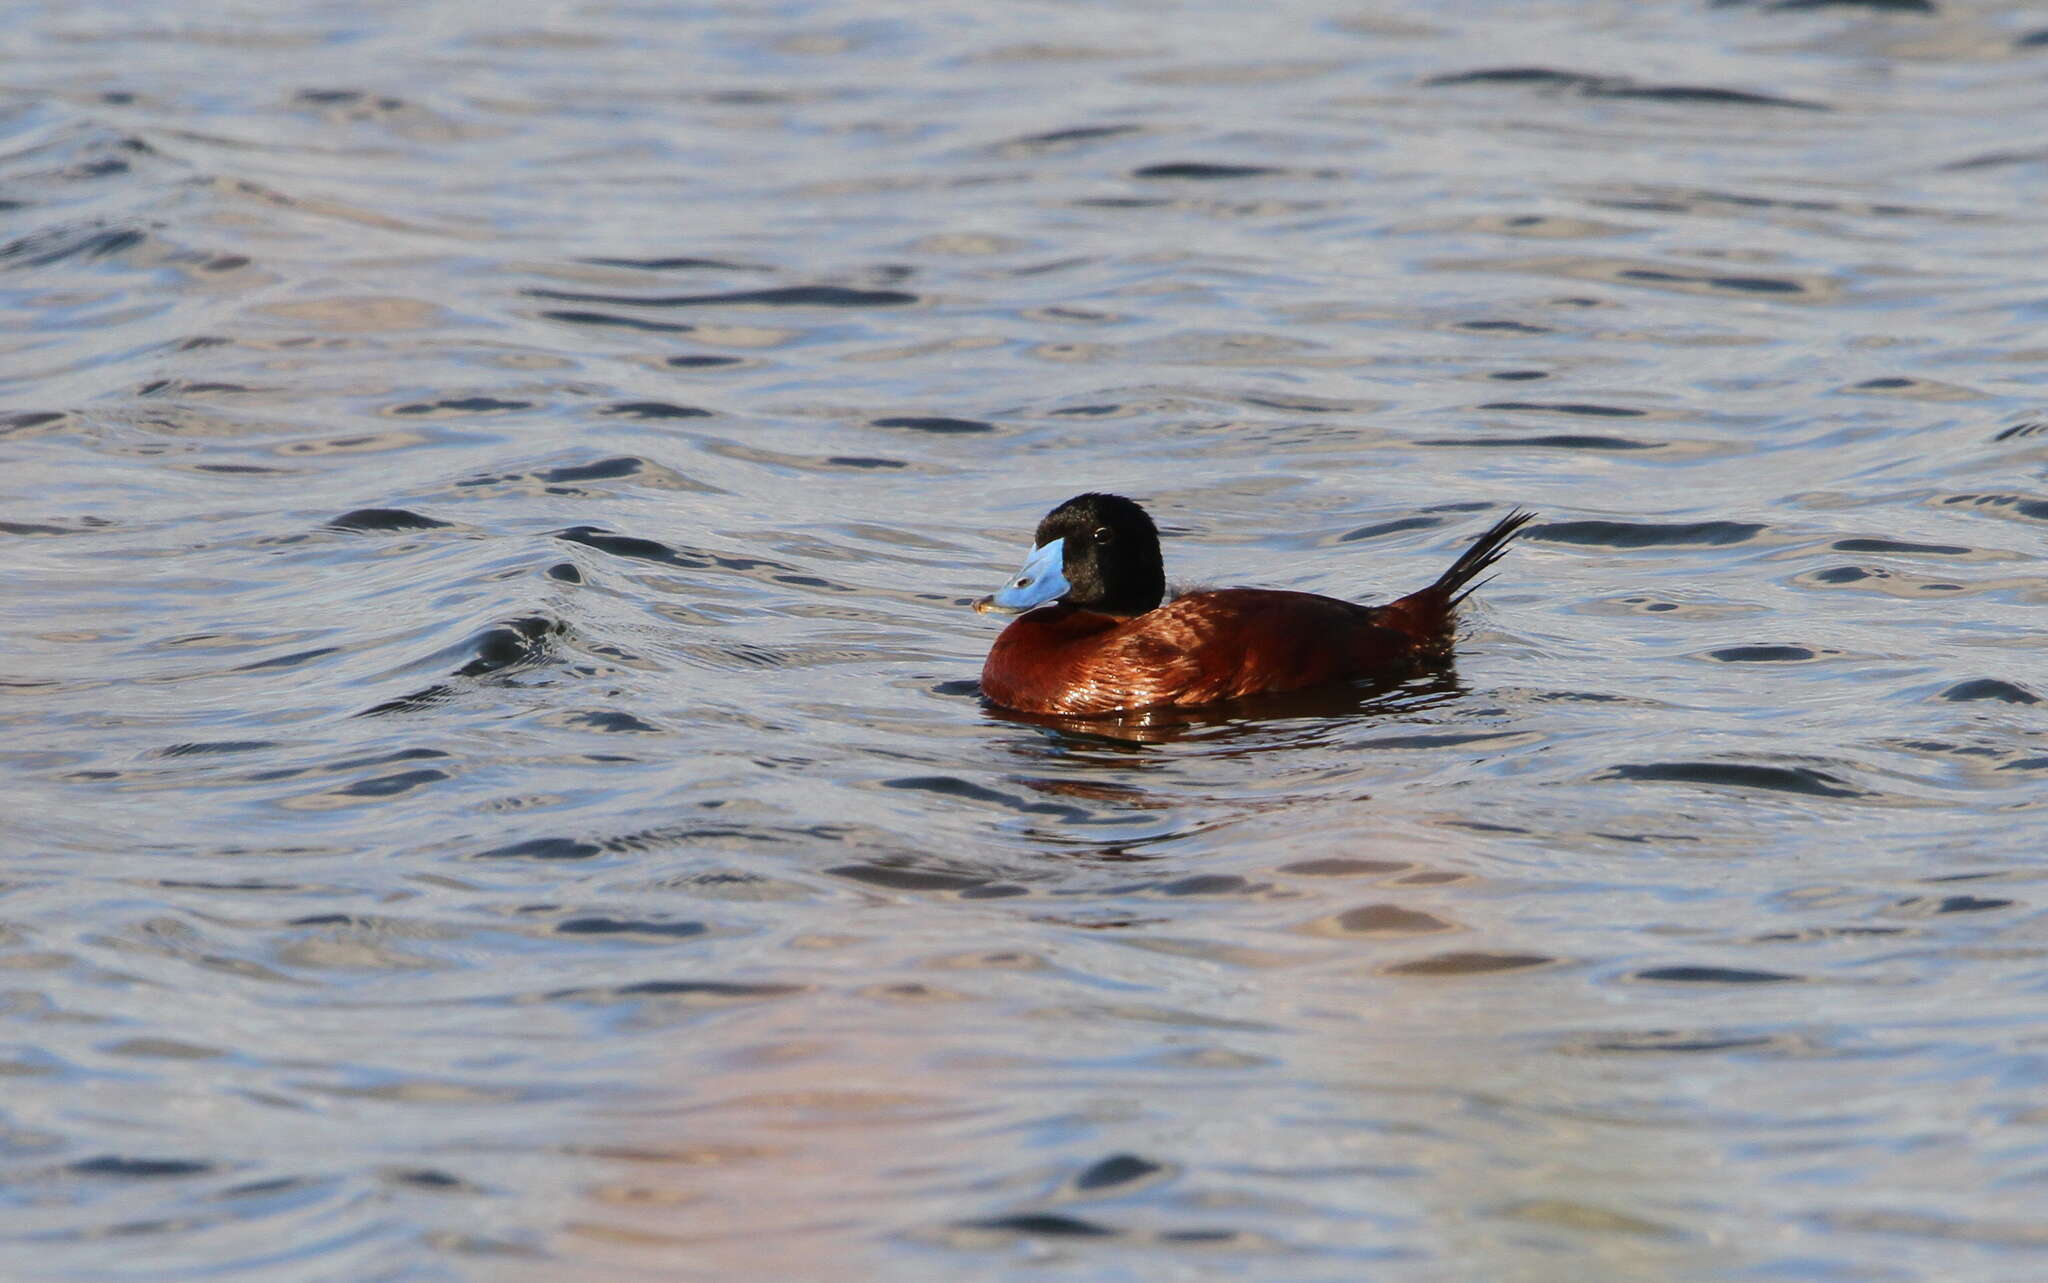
[1373, 508, 1537, 645]
[1433, 508, 1538, 607]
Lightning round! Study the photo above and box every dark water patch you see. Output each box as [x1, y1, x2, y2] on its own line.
[1896, 895, 2013, 915]
[553, 979, 804, 1002]
[1454, 320, 1551, 333]
[2, 411, 71, 435]
[391, 397, 533, 416]
[1159, 1228, 1252, 1244]
[382, 1168, 483, 1193]
[1993, 421, 2047, 441]
[1809, 566, 1871, 584]
[1533, 520, 1764, 548]
[1895, 739, 2003, 760]
[1133, 162, 1281, 179]
[1941, 493, 2048, 522]
[1611, 85, 1823, 109]
[538, 457, 644, 483]
[1620, 268, 1804, 294]
[1154, 875, 1257, 897]
[931, 679, 984, 697]
[2, 518, 105, 536]
[159, 741, 280, 758]
[1939, 679, 2038, 704]
[828, 456, 908, 469]
[475, 837, 605, 861]
[555, 917, 708, 938]
[1335, 514, 1449, 545]
[235, 646, 340, 672]
[337, 768, 448, 798]
[1051, 404, 1124, 417]
[1281, 858, 1413, 876]
[247, 748, 449, 783]
[1330, 904, 1455, 934]
[1636, 966, 1800, 985]
[582, 256, 764, 271]
[327, 508, 452, 533]
[454, 616, 563, 678]
[527, 285, 918, 308]
[1606, 761, 1864, 797]
[1340, 516, 1443, 543]
[137, 379, 248, 398]
[1427, 67, 1611, 89]
[882, 775, 1090, 820]
[964, 1213, 1118, 1238]
[57, 156, 129, 180]
[545, 562, 582, 583]
[1851, 377, 1913, 389]
[555, 526, 710, 568]
[1588, 1031, 1779, 1054]
[1707, 645, 1816, 663]
[562, 710, 663, 733]
[359, 684, 456, 717]
[1943, 145, 2048, 172]
[1489, 370, 1548, 380]
[70, 1156, 216, 1179]
[2018, 27, 2048, 49]
[212, 1175, 323, 1202]
[959, 884, 1029, 899]
[1753, 926, 1908, 942]
[1831, 537, 1968, 556]
[666, 354, 744, 368]
[1426, 67, 1823, 110]
[1386, 951, 1552, 976]
[153, 879, 322, 893]
[1424, 434, 1655, 451]
[1478, 401, 1645, 417]
[601, 401, 711, 419]
[1362, 731, 1521, 750]
[0, 224, 144, 269]
[554, 527, 802, 579]
[828, 863, 995, 892]
[1073, 1154, 1166, 1191]
[540, 309, 696, 333]
[1009, 124, 1143, 147]
[871, 415, 994, 434]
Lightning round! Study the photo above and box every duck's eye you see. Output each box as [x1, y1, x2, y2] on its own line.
[1093, 526, 1114, 545]
[1015, 576, 1033, 587]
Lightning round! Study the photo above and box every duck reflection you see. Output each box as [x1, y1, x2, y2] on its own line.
[984, 667, 1470, 747]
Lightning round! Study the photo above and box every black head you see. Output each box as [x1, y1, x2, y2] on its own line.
[1035, 492, 1166, 616]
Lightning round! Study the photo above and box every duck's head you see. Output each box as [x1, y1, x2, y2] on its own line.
[973, 492, 1166, 617]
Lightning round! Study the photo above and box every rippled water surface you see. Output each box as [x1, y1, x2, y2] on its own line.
[8, 0, 2048, 1278]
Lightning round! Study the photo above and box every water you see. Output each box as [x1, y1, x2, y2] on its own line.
[6, 0, 2048, 1277]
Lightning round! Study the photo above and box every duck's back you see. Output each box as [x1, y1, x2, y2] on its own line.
[982, 588, 1426, 715]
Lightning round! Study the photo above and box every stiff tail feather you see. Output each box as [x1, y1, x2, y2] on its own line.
[1436, 508, 1538, 608]
[1371, 508, 1536, 646]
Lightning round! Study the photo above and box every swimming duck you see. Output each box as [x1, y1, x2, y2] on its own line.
[973, 494, 1533, 715]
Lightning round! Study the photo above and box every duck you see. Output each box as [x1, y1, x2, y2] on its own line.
[972, 493, 1534, 716]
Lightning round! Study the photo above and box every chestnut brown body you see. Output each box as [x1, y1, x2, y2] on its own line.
[977, 505, 1533, 716]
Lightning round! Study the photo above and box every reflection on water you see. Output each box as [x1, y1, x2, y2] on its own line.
[6, 0, 2048, 1278]
[983, 668, 1470, 745]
